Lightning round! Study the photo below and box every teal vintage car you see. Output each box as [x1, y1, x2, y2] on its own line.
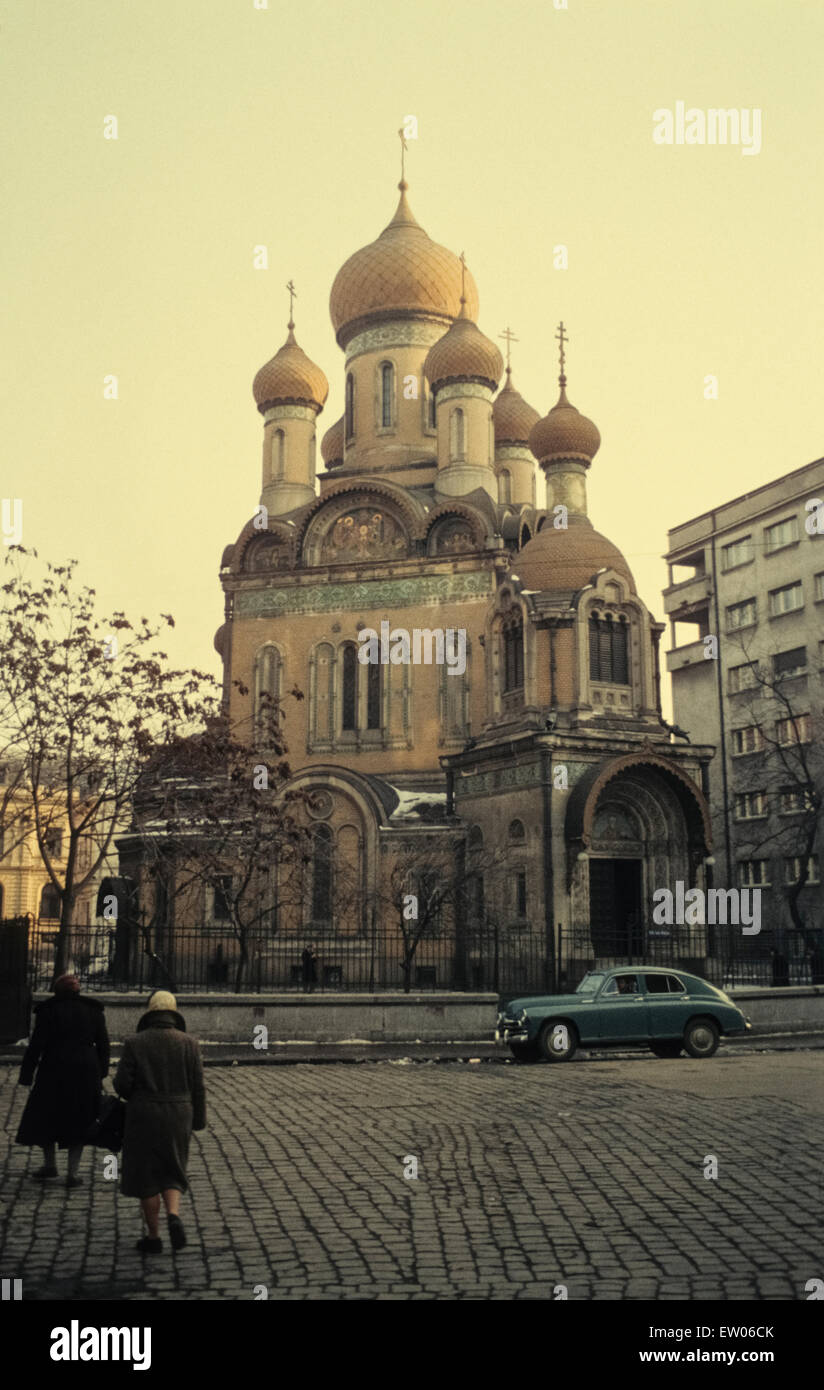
[495, 966, 752, 1063]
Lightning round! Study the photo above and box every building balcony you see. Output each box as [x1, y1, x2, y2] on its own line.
[666, 638, 713, 673]
[663, 572, 713, 618]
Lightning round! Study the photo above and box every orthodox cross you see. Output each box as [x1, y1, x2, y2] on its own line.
[556, 320, 568, 385]
[286, 279, 297, 327]
[499, 326, 518, 376]
[459, 250, 467, 301]
[398, 126, 408, 184]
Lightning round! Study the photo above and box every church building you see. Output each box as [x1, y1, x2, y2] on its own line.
[211, 170, 714, 990]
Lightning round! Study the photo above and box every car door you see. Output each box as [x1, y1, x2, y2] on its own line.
[596, 972, 648, 1041]
[643, 972, 692, 1038]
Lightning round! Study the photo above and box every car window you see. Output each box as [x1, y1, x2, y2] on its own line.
[666, 975, 686, 994]
[644, 974, 669, 994]
[601, 974, 639, 996]
[576, 973, 605, 995]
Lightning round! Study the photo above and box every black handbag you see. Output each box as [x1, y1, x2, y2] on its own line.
[86, 1095, 126, 1153]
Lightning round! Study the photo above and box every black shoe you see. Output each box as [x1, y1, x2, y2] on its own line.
[65, 1176, 83, 1189]
[167, 1214, 187, 1250]
[32, 1167, 58, 1182]
[136, 1237, 162, 1254]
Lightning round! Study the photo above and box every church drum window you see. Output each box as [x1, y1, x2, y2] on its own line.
[380, 362, 394, 429]
[272, 429, 285, 480]
[589, 614, 629, 685]
[345, 373, 355, 441]
[450, 408, 466, 462]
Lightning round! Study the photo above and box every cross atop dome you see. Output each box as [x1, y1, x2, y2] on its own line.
[397, 125, 408, 190]
[499, 326, 519, 380]
[286, 279, 297, 330]
[556, 321, 568, 388]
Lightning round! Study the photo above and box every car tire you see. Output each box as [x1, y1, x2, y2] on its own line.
[650, 1041, 683, 1059]
[683, 1018, 720, 1058]
[509, 1042, 539, 1065]
[538, 1020, 577, 1063]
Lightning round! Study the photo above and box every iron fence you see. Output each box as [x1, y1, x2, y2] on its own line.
[26, 918, 824, 996]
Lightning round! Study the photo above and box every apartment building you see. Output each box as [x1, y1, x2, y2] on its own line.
[664, 459, 824, 951]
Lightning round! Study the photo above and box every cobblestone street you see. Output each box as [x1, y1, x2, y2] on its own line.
[1, 1052, 822, 1301]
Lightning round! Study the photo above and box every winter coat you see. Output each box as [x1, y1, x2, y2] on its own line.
[16, 995, 110, 1148]
[113, 1009, 206, 1199]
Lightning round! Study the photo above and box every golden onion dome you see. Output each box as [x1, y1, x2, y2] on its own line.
[329, 183, 479, 348]
[252, 322, 329, 415]
[493, 371, 541, 445]
[513, 515, 635, 593]
[320, 414, 344, 467]
[529, 384, 601, 464]
[423, 302, 503, 392]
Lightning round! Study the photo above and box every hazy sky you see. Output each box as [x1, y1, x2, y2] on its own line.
[3, 0, 822, 697]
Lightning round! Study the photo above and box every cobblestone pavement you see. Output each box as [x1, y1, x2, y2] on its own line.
[1, 1052, 822, 1301]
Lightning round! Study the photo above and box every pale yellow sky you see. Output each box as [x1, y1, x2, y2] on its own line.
[2, 0, 822, 699]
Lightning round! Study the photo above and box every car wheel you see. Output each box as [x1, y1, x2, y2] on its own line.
[538, 1020, 577, 1063]
[683, 1018, 720, 1058]
[650, 1041, 683, 1059]
[509, 1042, 539, 1065]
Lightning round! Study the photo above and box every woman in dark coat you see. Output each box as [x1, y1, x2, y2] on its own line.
[16, 973, 110, 1188]
[114, 990, 206, 1254]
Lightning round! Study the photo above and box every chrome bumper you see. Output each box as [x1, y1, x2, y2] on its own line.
[495, 1026, 529, 1045]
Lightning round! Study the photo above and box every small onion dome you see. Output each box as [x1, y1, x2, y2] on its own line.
[329, 183, 479, 348]
[252, 323, 329, 415]
[321, 414, 344, 468]
[513, 515, 634, 593]
[529, 384, 601, 464]
[214, 622, 230, 656]
[493, 371, 541, 445]
[424, 302, 503, 393]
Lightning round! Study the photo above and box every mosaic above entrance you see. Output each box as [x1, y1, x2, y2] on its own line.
[321, 509, 408, 563]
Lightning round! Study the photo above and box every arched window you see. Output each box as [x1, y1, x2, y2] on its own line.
[367, 660, 381, 730]
[499, 470, 511, 504]
[509, 819, 526, 842]
[311, 824, 333, 925]
[428, 385, 437, 430]
[441, 641, 470, 741]
[40, 884, 60, 920]
[468, 825, 484, 852]
[309, 642, 334, 748]
[589, 614, 630, 684]
[345, 373, 355, 441]
[450, 408, 466, 461]
[341, 643, 358, 731]
[254, 645, 281, 742]
[272, 429, 285, 480]
[503, 619, 524, 692]
[380, 362, 394, 428]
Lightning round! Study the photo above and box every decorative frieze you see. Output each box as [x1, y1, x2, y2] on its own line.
[346, 320, 444, 363]
[262, 404, 317, 424]
[235, 571, 492, 618]
[436, 381, 492, 404]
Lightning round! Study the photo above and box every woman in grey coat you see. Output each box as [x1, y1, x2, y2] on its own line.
[114, 990, 206, 1254]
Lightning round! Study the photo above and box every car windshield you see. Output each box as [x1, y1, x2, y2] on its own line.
[575, 972, 605, 995]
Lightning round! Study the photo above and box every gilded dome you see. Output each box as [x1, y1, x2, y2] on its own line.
[529, 385, 601, 464]
[512, 515, 634, 593]
[423, 304, 503, 392]
[321, 414, 344, 466]
[329, 183, 479, 348]
[253, 324, 329, 414]
[493, 371, 541, 444]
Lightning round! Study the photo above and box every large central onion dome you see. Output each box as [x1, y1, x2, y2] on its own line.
[330, 182, 479, 348]
[253, 322, 329, 414]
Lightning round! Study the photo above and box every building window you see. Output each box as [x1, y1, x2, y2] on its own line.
[768, 581, 803, 617]
[441, 650, 470, 742]
[341, 643, 357, 731]
[254, 644, 281, 743]
[773, 647, 807, 680]
[776, 713, 811, 746]
[514, 871, 527, 918]
[764, 516, 799, 553]
[779, 787, 815, 815]
[366, 660, 381, 730]
[213, 876, 232, 922]
[589, 615, 629, 684]
[40, 884, 60, 920]
[738, 860, 770, 888]
[499, 470, 511, 504]
[728, 662, 759, 693]
[450, 408, 466, 461]
[44, 828, 63, 859]
[733, 791, 767, 820]
[311, 824, 333, 923]
[272, 429, 285, 480]
[467, 873, 485, 924]
[380, 362, 394, 428]
[345, 373, 355, 441]
[721, 535, 754, 569]
[732, 725, 765, 755]
[502, 620, 524, 692]
[785, 855, 819, 885]
[726, 598, 757, 630]
[814, 572, 824, 601]
[428, 386, 437, 430]
[509, 819, 526, 842]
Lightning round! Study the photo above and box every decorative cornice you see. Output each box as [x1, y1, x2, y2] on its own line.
[235, 571, 492, 618]
[262, 404, 318, 424]
[346, 319, 446, 363]
[436, 381, 493, 404]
